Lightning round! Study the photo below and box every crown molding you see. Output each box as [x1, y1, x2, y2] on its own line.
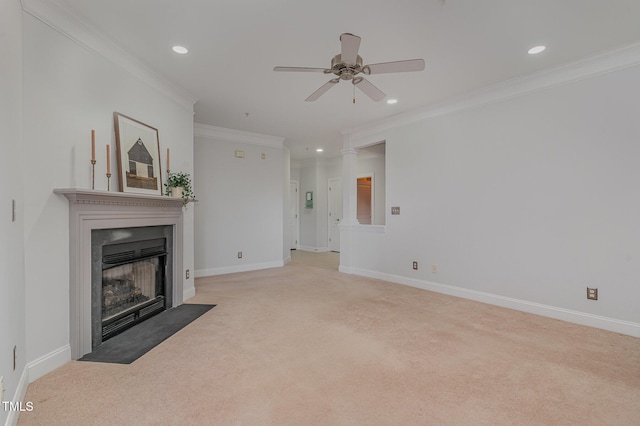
[21, 0, 198, 112]
[194, 123, 284, 149]
[345, 41, 640, 144]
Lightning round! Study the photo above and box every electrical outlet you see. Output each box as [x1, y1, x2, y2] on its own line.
[412, 261, 418, 270]
[587, 287, 598, 300]
[431, 264, 438, 274]
[238, 251, 243, 259]
[185, 269, 190, 279]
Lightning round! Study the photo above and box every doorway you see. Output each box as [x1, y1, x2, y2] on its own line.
[357, 174, 374, 225]
[289, 180, 299, 249]
[328, 177, 342, 252]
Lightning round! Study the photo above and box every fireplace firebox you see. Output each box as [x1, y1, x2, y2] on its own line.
[92, 225, 174, 350]
[101, 238, 166, 340]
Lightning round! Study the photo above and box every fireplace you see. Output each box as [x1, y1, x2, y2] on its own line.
[91, 226, 173, 349]
[56, 188, 186, 359]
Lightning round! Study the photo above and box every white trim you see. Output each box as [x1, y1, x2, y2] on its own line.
[290, 180, 300, 250]
[21, 0, 197, 112]
[4, 366, 30, 426]
[344, 267, 640, 338]
[194, 123, 285, 148]
[283, 255, 292, 265]
[299, 246, 329, 253]
[341, 224, 386, 234]
[183, 285, 196, 301]
[327, 176, 342, 252]
[195, 260, 284, 277]
[26, 345, 71, 383]
[344, 41, 640, 145]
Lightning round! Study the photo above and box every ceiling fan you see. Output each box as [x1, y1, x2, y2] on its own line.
[274, 33, 425, 102]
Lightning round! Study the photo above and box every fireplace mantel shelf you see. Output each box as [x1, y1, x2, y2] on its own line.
[54, 188, 187, 208]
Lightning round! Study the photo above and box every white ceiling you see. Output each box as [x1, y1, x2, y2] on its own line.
[50, 0, 640, 159]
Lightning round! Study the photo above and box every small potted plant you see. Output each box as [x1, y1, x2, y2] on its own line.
[164, 172, 195, 206]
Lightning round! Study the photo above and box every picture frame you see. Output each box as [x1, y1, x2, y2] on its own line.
[113, 112, 163, 195]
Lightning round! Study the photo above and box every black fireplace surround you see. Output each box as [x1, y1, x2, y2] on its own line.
[91, 226, 174, 350]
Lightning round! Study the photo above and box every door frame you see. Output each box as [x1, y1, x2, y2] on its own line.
[290, 180, 300, 250]
[357, 172, 375, 225]
[327, 177, 342, 252]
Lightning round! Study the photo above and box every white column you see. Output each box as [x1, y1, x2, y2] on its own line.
[341, 147, 358, 226]
[339, 133, 358, 273]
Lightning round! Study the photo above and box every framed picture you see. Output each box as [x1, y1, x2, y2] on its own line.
[113, 112, 163, 195]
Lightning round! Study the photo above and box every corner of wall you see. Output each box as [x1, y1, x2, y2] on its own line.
[26, 345, 71, 384]
[3, 366, 29, 426]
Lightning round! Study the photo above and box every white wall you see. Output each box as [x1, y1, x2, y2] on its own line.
[21, 10, 195, 379]
[345, 60, 640, 336]
[0, 0, 26, 422]
[194, 125, 285, 276]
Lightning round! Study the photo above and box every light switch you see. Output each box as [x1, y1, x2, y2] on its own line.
[391, 206, 400, 215]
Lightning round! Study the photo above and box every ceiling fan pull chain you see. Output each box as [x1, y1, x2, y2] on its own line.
[353, 84, 356, 104]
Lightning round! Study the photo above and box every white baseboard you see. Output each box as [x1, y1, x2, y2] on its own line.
[26, 345, 71, 383]
[283, 255, 291, 265]
[195, 260, 284, 277]
[3, 366, 29, 426]
[182, 284, 196, 301]
[299, 246, 329, 252]
[346, 267, 640, 338]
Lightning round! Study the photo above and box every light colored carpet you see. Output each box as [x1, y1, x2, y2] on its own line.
[19, 258, 640, 425]
[290, 249, 339, 270]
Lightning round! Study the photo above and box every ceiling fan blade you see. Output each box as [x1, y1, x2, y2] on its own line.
[363, 59, 425, 75]
[353, 77, 386, 102]
[305, 78, 340, 102]
[340, 33, 361, 65]
[274, 66, 330, 73]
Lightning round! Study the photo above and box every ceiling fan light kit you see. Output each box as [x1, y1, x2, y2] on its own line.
[274, 33, 425, 102]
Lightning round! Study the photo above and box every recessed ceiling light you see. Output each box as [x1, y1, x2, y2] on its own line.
[316, 148, 324, 152]
[528, 45, 546, 55]
[387, 98, 398, 104]
[172, 45, 189, 54]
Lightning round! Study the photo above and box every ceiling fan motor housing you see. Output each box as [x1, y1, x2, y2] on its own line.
[330, 54, 363, 80]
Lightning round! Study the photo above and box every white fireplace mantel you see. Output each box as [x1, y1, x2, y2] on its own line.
[54, 188, 187, 208]
[55, 188, 185, 359]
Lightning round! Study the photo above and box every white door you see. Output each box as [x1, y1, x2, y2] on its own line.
[290, 181, 299, 249]
[328, 177, 342, 252]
